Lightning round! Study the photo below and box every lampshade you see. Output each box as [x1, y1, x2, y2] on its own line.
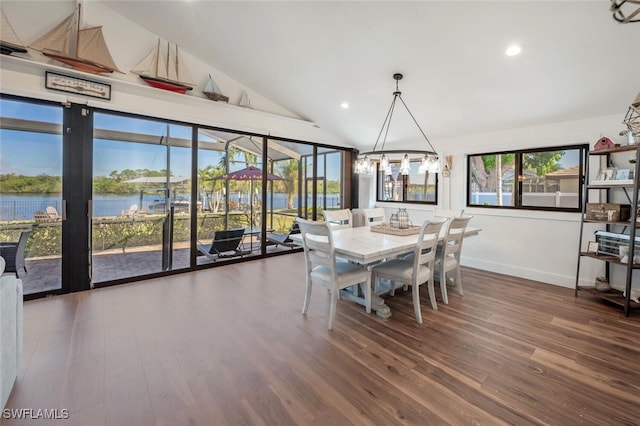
[355, 73, 439, 176]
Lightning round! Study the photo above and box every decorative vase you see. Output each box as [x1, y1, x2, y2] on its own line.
[398, 208, 410, 229]
[389, 213, 399, 229]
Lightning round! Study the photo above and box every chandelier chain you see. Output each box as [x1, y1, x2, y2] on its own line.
[381, 94, 399, 152]
[396, 95, 437, 153]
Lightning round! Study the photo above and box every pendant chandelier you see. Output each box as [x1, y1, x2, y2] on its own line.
[354, 73, 440, 176]
[610, 0, 640, 23]
[623, 92, 640, 136]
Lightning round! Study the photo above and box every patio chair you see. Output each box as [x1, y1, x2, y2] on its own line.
[266, 222, 300, 248]
[120, 204, 138, 217]
[33, 210, 50, 222]
[197, 228, 250, 261]
[0, 229, 32, 278]
[45, 206, 60, 220]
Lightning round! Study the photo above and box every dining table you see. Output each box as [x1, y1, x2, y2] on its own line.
[290, 224, 481, 318]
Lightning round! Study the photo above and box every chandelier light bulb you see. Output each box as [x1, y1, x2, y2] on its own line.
[399, 154, 411, 175]
[380, 154, 389, 170]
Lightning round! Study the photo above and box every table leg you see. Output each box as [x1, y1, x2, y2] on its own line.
[338, 289, 392, 319]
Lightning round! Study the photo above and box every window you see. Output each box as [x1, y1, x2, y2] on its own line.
[376, 161, 438, 204]
[467, 145, 587, 211]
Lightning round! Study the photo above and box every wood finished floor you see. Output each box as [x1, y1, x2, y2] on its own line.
[4, 253, 640, 426]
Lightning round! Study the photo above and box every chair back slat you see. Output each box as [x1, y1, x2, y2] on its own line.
[296, 218, 336, 271]
[414, 219, 446, 271]
[443, 216, 472, 258]
[322, 209, 353, 229]
[363, 208, 386, 224]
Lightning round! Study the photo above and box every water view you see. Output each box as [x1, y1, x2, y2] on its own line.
[0, 193, 342, 221]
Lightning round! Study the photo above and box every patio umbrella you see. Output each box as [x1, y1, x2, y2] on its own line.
[211, 166, 283, 228]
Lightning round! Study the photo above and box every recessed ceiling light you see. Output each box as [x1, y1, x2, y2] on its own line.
[505, 44, 523, 56]
[340, 102, 349, 109]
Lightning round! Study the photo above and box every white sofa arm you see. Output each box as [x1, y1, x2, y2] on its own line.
[1, 257, 23, 410]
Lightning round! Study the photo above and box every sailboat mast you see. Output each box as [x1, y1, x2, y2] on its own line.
[165, 42, 170, 80]
[75, 3, 81, 58]
[175, 45, 179, 81]
[155, 39, 160, 78]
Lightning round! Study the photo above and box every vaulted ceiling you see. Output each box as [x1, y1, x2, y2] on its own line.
[97, 2, 640, 150]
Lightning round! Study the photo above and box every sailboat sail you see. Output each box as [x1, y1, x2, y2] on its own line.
[132, 39, 194, 94]
[29, 4, 120, 74]
[239, 89, 251, 108]
[1, 8, 29, 54]
[130, 42, 161, 77]
[76, 26, 119, 71]
[30, 12, 73, 54]
[203, 74, 229, 102]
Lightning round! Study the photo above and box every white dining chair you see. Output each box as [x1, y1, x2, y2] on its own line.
[322, 209, 353, 229]
[362, 207, 386, 225]
[321, 208, 360, 298]
[434, 215, 473, 304]
[296, 218, 371, 330]
[371, 218, 447, 323]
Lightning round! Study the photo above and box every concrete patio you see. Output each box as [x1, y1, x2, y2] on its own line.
[16, 240, 298, 295]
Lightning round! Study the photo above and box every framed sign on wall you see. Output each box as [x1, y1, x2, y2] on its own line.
[45, 71, 112, 100]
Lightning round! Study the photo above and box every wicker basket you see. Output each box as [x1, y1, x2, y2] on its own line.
[370, 223, 420, 236]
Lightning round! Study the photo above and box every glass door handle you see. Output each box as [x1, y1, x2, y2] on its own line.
[61, 199, 67, 221]
[87, 200, 93, 217]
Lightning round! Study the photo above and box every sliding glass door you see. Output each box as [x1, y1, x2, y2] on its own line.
[0, 97, 64, 296]
[91, 112, 192, 284]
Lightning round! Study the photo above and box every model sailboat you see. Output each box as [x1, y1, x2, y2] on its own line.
[131, 39, 194, 94]
[1, 8, 28, 55]
[29, 3, 120, 74]
[203, 74, 229, 102]
[239, 89, 251, 108]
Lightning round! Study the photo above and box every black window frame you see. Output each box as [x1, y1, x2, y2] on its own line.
[466, 144, 588, 212]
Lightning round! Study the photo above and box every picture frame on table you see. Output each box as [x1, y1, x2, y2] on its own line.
[587, 241, 599, 254]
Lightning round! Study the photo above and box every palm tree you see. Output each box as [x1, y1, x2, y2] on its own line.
[276, 159, 299, 209]
[198, 165, 224, 212]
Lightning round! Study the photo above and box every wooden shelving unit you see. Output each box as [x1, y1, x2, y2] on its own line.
[579, 287, 640, 308]
[575, 144, 640, 316]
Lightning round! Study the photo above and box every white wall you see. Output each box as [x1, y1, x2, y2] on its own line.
[365, 114, 637, 291]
